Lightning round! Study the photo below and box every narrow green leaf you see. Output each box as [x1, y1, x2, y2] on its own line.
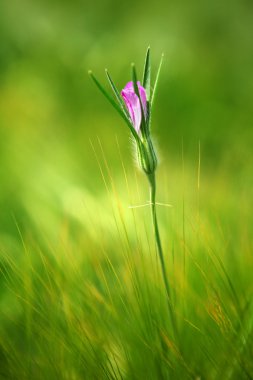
[89, 71, 124, 117]
[105, 69, 131, 120]
[142, 46, 151, 101]
[131, 63, 147, 133]
[89, 71, 138, 139]
[131, 63, 139, 96]
[150, 53, 164, 107]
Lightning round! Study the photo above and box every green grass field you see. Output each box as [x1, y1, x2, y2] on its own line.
[1, 146, 253, 379]
[1, 0, 253, 378]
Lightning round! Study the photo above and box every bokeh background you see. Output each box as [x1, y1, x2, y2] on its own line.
[0, 0, 253, 254]
[1, 1, 253, 378]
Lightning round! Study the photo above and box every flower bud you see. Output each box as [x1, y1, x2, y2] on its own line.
[121, 81, 147, 134]
[121, 81, 157, 174]
[137, 137, 157, 175]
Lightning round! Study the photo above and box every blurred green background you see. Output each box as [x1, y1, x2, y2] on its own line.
[1, 1, 253, 378]
[0, 0, 253, 240]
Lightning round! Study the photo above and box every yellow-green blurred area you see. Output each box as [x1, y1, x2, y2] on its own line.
[1, 0, 253, 243]
[1, 1, 253, 378]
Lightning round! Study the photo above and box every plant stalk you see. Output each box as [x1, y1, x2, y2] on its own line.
[148, 172, 179, 342]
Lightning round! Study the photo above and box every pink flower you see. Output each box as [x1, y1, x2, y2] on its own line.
[121, 81, 147, 133]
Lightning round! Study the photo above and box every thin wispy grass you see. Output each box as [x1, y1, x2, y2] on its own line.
[1, 140, 253, 379]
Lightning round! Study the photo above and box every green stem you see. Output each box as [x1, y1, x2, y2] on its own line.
[148, 172, 179, 342]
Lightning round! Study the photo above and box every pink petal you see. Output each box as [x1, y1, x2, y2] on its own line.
[121, 81, 147, 133]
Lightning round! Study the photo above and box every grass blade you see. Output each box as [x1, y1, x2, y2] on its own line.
[150, 53, 164, 107]
[142, 46, 151, 101]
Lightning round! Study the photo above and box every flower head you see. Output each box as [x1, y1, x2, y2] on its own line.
[121, 81, 147, 133]
[89, 47, 163, 174]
